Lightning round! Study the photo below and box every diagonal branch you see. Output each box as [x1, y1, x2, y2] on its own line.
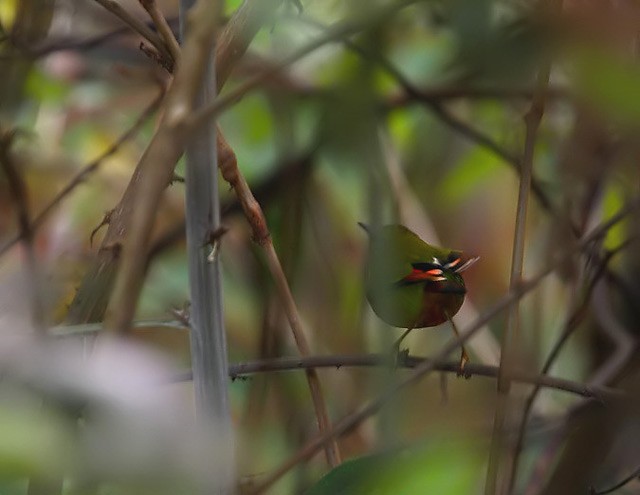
[216, 133, 341, 467]
[139, 0, 181, 63]
[92, 0, 171, 62]
[0, 91, 162, 258]
[65, 0, 284, 326]
[186, 0, 426, 129]
[512, 239, 635, 493]
[103, 0, 222, 334]
[590, 465, 640, 495]
[0, 130, 45, 333]
[290, 14, 556, 215]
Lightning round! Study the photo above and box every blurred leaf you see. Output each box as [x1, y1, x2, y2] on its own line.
[388, 30, 457, 87]
[0, 480, 26, 495]
[224, 0, 244, 16]
[572, 46, 640, 126]
[388, 108, 415, 150]
[219, 93, 275, 181]
[601, 179, 626, 251]
[443, 0, 539, 85]
[0, 406, 73, 478]
[438, 145, 502, 206]
[25, 68, 68, 102]
[0, 0, 17, 28]
[139, 251, 189, 318]
[304, 439, 483, 495]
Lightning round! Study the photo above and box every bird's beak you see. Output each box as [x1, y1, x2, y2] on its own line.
[454, 254, 480, 273]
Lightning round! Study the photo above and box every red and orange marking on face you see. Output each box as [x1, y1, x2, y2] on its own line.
[402, 267, 447, 283]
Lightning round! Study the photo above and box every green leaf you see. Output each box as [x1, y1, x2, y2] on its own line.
[305, 440, 483, 495]
[438, 145, 503, 206]
[601, 180, 627, 251]
[0, 406, 74, 478]
[25, 68, 68, 103]
[571, 45, 640, 126]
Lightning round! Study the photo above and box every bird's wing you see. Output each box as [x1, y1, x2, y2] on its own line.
[370, 225, 450, 285]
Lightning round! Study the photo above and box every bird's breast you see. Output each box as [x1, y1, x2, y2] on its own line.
[366, 283, 465, 329]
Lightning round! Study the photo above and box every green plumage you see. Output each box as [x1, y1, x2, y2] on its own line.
[361, 224, 468, 329]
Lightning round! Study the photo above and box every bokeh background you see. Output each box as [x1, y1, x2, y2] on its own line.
[1, 0, 640, 494]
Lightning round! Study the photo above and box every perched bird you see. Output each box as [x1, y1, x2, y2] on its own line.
[359, 223, 478, 371]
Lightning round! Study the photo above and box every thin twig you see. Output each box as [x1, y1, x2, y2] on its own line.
[0, 130, 45, 333]
[186, 0, 425, 130]
[246, 199, 640, 495]
[214, 0, 283, 88]
[50, 319, 187, 337]
[589, 274, 637, 386]
[486, 1, 558, 491]
[65, 0, 286, 326]
[0, 92, 162, 258]
[291, 14, 556, 215]
[103, 0, 228, 334]
[1, 20, 175, 59]
[590, 465, 640, 495]
[145, 150, 316, 260]
[233, 355, 622, 402]
[92, 0, 171, 63]
[40, 318, 628, 402]
[512, 240, 634, 492]
[385, 86, 567, 106]
[140, 0, 181, 63]
[216, 132, 341, 467]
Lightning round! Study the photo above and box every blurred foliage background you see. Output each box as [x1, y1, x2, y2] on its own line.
[1, 0, 640, 494]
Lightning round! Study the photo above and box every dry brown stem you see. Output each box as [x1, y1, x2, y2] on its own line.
[103, 0, 222, 333]
[486, 3, 561, 492]
[217, 132, 341, 467]
[92, 0, 170, 62]
[139, 0, 181, 63]
[0, 130, 45, 333]
[66, 0, 284, 325]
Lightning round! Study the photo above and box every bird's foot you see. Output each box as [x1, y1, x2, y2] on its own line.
[394, 347, 410, 368]
[456, 350, 471, 379]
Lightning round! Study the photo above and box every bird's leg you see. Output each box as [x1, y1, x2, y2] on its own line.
[393, 327, 413, 351]
[445, 311, 470, 378]
[390, 327, 414, 366]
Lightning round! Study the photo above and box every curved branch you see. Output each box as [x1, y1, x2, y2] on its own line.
[590, 465, 640, 495]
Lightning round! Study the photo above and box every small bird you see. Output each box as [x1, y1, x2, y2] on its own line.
[359, 223, 478, 372]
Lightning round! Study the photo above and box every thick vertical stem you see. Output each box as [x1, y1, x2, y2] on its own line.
[484, 3, 558, 491]
[179, 0, 234, 492]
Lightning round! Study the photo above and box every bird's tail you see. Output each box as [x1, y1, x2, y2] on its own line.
[357, 222, 370, 234]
